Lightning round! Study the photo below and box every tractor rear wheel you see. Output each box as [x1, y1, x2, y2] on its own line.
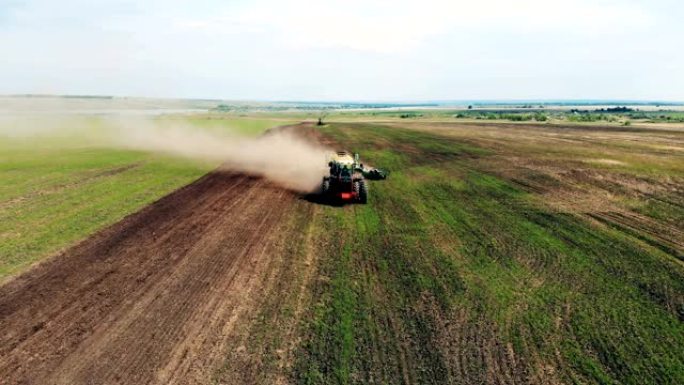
[356, 180, 368, 204]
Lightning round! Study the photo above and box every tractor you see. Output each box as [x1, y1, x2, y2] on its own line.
[321, 151, 387, 204]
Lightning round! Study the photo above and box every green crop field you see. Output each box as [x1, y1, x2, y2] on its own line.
[0, 117, 288, 280]
[288, 122, 684, 385]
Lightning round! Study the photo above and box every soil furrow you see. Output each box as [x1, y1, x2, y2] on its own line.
[0, 171, 300, 385]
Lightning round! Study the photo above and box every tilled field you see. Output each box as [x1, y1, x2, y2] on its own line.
[0, 171, 303, 384]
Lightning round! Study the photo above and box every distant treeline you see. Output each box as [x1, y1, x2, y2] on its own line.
[455, 111, 548, 122]
[570, 106, 634, 113]
[453, 109, 684, 123]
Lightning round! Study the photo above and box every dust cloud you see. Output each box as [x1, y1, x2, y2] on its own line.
[109, 118, 330, 192]
[0, 106, 330, 192]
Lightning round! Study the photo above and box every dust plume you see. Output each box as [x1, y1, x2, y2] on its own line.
[109, 118, 330, 192]
[0, 107, 330, 192]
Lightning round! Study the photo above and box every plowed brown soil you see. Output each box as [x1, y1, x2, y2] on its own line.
[0, 170, 301, 385]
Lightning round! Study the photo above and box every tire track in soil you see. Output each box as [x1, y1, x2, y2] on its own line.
[0, 169, 301, 385]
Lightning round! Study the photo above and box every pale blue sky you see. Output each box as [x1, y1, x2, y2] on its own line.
[1, 0, 682, 101]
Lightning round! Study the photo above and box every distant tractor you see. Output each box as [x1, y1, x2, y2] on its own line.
[321, 151, 387, 204]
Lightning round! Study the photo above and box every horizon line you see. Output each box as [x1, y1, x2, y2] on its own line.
[2, 94, 684, 106]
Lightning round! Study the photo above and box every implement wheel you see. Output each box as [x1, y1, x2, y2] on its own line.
[322, 179, 330, 195]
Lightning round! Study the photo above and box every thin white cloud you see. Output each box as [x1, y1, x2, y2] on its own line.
[176, 0, 654, 53]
